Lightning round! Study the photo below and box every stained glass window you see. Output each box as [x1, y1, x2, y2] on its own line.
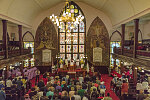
[66, 45, 71, 53]
[60, 33, 65, 44]
[24, 59, 29, 67]
[79, 21, 84, 32]
[60, 54, 65, 60]
[73, 33, 78, 44]
[110, 41, 121, 66]
[79, 33, 84, 44]
[67, 54, 71, 60]
[79, 45, 84, 53]
[66, 33, 71, 44]
[73, 54, 78, 60]
[60, 22, 65, 32]
[73, 45, 78, 53]
[24, 42, 34, 53]
[24, 42, 35, 67]
[60, 45, 65, 53]
[73, 23, 78, 32]
[59, 1, 85, 60]
[79, 54, 84, 59]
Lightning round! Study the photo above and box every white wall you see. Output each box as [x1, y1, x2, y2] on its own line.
[0, 20, 32, 41]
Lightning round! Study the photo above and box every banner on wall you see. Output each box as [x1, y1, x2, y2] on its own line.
[42, 49, 51, 63]
[93, 47, 102, 62]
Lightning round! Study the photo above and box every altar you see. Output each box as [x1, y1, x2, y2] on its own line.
[57, 68, 86, 78]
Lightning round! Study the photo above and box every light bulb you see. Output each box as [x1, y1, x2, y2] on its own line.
[50, 16, 52, 19]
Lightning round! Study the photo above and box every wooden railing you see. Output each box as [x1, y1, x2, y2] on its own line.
[114, 47, 150, 57]
[0, 48, 31, 57]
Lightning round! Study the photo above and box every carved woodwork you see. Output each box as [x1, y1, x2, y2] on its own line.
[86, 17, 110, 66]
[35, 17, 58, 66]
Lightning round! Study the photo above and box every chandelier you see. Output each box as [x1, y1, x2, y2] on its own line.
[50, 0, 84, 31]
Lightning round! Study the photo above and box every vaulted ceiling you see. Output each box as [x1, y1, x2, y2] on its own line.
[0, 0, 150, 28]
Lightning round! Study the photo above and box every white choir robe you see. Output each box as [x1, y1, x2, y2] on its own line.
[76, 59, 79, 68]
[60, 64, 63, 68]
[86, 62, 89, 73]
[65, 59, 68, 67]
[81, 64, 84, 68]
[52, 65, 55, 73]
[70, 62, 74, 66]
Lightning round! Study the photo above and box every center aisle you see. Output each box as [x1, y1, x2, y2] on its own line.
[101, 74, 120, 100]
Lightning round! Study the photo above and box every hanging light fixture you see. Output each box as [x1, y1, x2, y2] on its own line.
[50, 0, 84, 31]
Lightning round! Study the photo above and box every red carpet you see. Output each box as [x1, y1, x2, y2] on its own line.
[101, 74, 120, 100]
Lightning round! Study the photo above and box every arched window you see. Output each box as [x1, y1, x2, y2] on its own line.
[59, 1, 86, 60]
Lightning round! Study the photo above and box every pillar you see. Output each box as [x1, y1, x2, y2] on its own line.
[113, 59, 117, 71]
[2, 20, 8, 59]
[120, 61, 124, 74]
[133, 19, 139, 58]
[18, 25, 23, 55]
[133, 66, 137, 84]
[121, 24, 125, 55]
[20, 61, 24, 77]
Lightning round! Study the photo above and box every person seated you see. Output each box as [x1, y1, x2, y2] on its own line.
[121, 80, 129, 96]
[6, 77, 12, 90]
[78, 86, 85, 98]
[38, 79, 45, 89]
[103, 93, 112, 100]
[90, 88, 99, 100]
[61, 91, 70, 100]
[83, 92, 90, 100]
[40, 92, 49, 100]
[76, 82, 81, 91]
[144, 94, 150, 100]
[0, 88, 6, 100]
[136, 90, 147, 100]
[90, 83, 97, 92]
[62, 84, 69, 92]
[23, 94, 31, 100]
[56, 83, 62, 91]
[84, 75, 90, 83]
[115, 78, 122, 95]
[79, 74, 84, 85]
[29, 87, 37, 99]
[73, 91, 81, 100]
[99, 81, 106, 97]
[37, 88, 43, 99]
[46, 88, 54, 99]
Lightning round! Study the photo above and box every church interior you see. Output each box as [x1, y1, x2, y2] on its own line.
[0, 0, 150, 100]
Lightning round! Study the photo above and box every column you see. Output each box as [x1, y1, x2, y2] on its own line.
[2, 20, 8, 59]
[133, 66, 137, 84]
[133, 19, 139, 58]
[18, 25, 23, 55]
[113, 59, 117, 71]
[120, 61, 124, 74]
[121, 24, 125, 55]
[20, 61, 24, 77]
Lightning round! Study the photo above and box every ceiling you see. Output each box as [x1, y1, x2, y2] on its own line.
[0, 0, 150, 28]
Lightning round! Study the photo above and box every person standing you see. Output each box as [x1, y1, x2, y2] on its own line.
[36, 69, 40, 82]
[0, 88, 6, 100]
[6, 77, 12, 90]
[103, 93, 112, 100]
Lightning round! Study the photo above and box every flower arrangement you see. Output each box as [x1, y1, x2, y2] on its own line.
[59, 59, 63, 64]
[80, 58, 84, 64]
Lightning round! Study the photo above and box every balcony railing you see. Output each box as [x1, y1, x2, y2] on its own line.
[0, 48, 31, 58]
[114, 47, 150, 57]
